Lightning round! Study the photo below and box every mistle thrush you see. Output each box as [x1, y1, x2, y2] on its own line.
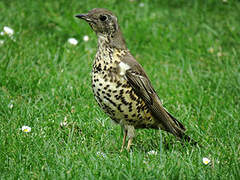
[76, 8, 197, 151]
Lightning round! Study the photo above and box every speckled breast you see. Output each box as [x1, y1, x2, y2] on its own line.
[91, 50, 154, 128]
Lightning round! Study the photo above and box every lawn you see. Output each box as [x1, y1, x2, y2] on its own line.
[0, 0, 239, 179]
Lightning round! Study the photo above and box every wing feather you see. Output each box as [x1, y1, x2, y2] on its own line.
[121, 53, 186, 137]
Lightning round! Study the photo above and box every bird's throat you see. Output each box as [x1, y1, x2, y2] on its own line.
[97, 29, 127, 50]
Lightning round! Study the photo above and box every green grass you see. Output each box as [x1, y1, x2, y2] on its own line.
[0, 0, 240, 179]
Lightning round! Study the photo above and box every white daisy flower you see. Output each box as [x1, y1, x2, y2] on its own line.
[96, 151, 107, 158]
[60, 117, 68, 127]
[83, 35, 89, 42]
[202, 157, 211, 165]
[60, 121, 67, 127]
[22, 126, 31, 133]
[3, 26, 14, 36]
[147, 150, 158, 155]
[139, 3, 145, 7]
[8, 103, 13, 109]
[68, 38, 78, 45]
[0, 32, 4, 36]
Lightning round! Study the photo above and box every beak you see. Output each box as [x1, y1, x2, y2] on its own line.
[75, 13, 96, 25]
[75, 14, 87, 19]
[75, 14, 94, 23]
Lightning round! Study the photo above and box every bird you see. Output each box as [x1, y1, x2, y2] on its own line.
[75, 8, 197, 151]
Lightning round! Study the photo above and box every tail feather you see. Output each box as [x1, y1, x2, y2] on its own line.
[166, 111, 186, 131]
[165, 111, 198, 145]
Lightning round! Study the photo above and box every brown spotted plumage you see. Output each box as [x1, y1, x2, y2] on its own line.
[76, 8, 197, 151]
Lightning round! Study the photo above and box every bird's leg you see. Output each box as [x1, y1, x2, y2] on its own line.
[126, 125, 135, 152]
[120, 129, 127, 152]
[127, 137, 133, 151]
[120, 125, 135, 152]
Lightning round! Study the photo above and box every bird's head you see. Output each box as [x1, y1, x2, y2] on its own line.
[76, 8, 119, 37]
[76, 8, 126, 49]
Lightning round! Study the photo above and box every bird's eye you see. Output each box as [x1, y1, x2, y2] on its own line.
[99, 15, 107, 21]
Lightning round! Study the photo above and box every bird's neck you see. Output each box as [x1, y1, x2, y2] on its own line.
[95, 30, 128, 67]
[97, 29, 127, 50]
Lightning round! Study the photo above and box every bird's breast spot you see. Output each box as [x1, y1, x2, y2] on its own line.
[119, 62, 130, 76]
